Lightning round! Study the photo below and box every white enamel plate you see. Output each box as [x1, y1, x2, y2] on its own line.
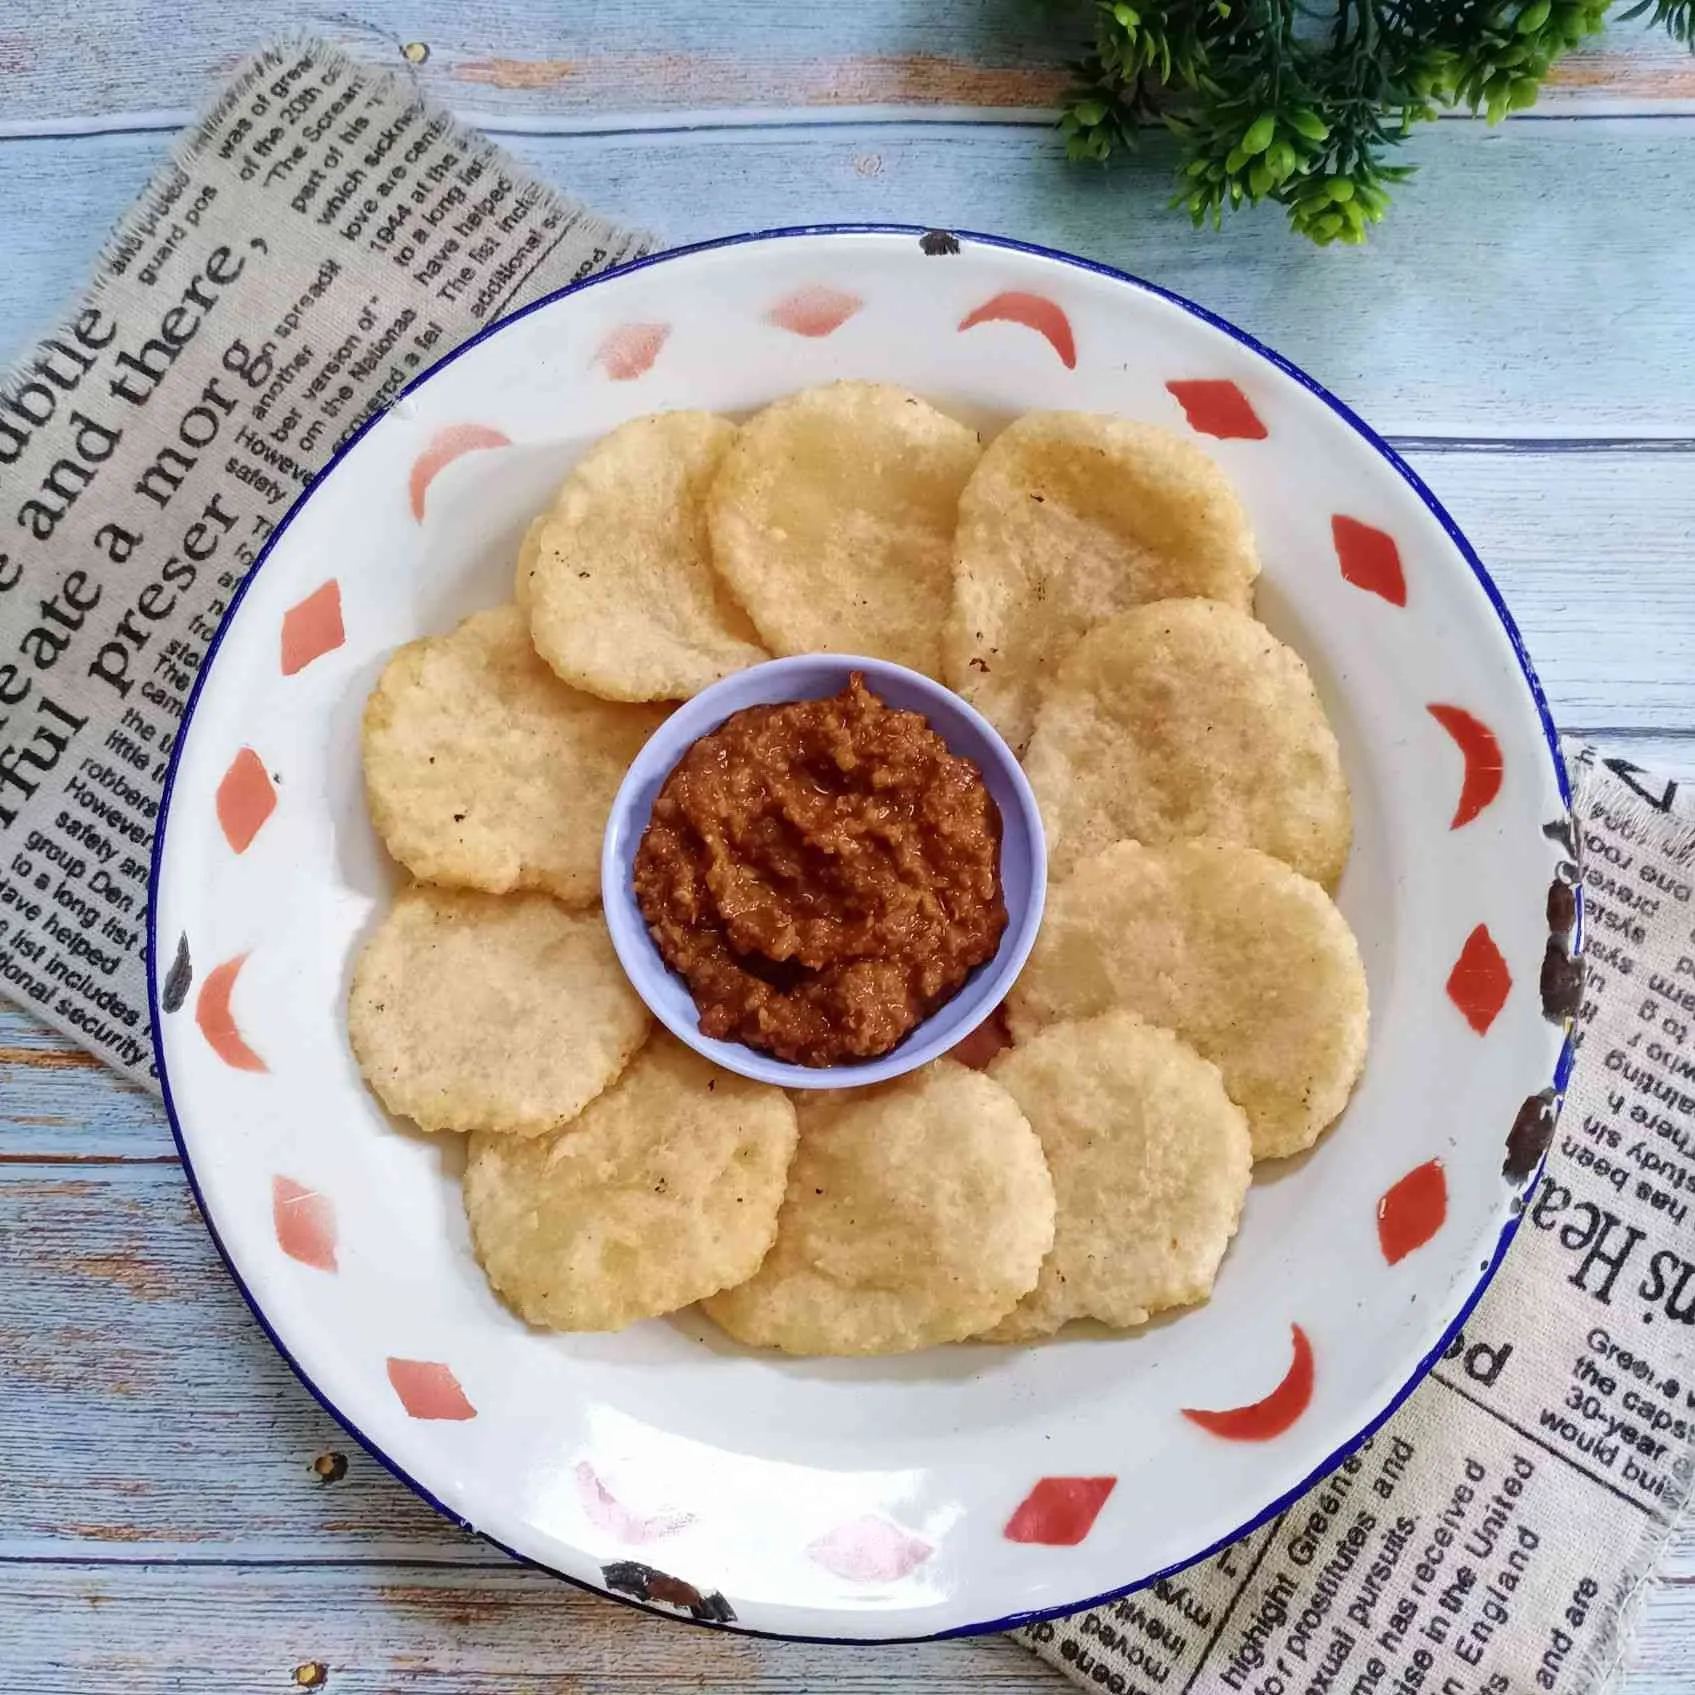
[149, 228, 1577, 1641]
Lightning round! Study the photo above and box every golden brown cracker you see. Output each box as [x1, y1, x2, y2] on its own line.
[348, 885, 650, 1136]
[362, 605, 665, 905]
[1025, 599, 1350, 885]
[702, 1061, 1053, 1354]
[944, 412, 1259, 749]
[526, 412, 768, 700]
[707, 381, 982, 676]
[1008, 840, 1367, 1159]
[464, 1033, 798, 1330]
[981, 1012, 1252, 1339]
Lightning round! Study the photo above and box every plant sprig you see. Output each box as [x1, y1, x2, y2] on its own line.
[1054, 0, 1687, 242]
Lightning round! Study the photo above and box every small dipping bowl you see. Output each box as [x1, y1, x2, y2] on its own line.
[601, 655, 1047, 1089]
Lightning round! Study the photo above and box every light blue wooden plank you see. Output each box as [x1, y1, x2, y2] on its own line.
[5, 120, 1695, 434]
[0, 1561, 1059, 1693]
[0, 1006, 164, 1154]
[0, 133, 164, 359]
[1574, 731, 1695, 786]
[1, 4, 1686, 127]
[0, 1561, 1688, 1691]
[1, 59, 1692, 1695]
[0, 1163, 476, 1554]
[2, 433, 1693, 1164]
[0, 1159, 1691, 1656]
[0, 0, 1063, 125]
[1412, 450, 1695, 726]
[1623, 1582, 1695, 1694]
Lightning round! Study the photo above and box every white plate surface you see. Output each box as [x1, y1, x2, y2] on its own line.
[150, 227, 1575, 1641]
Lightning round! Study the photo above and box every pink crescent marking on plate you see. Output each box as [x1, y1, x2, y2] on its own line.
[595, 323, 670, 381]
[1447, 923, 1512, 1036]
[194, 954, 266, 1073]
[765, 284, 864, 338]
[280, 581, 344, 676]
[807, 1515, 934, 1582]
[407, 424, 513, 521]
[957, 291, 1077, 369]
[574, 1462, 694, 1544]
[1181, 1323, 1315, 1441]
[272, 1176, 337, 1273]
[215, 747, 276, 855]
[1427, 704, 1505, 828]
[386, 1358, 476, 1421]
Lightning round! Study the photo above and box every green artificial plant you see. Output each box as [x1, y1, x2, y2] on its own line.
[1054, 0, 1695, 242]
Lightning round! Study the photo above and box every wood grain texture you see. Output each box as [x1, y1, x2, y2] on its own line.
[0, 1160, 1687, 1689]
[4, 443, 1691, 1164]
[1, 1161, 1692, 1579]
[5, 120, 1695, 434]
[0, 1164, 477, 1555]
[1580, 732, 1695, 786]
[0, 1011, 159, 1158]
[0, 1563, 1055, 1693]
[0, 3, 1688, 125]
[1, 4, 1692, 1686]
[3, 1563, 1693, 1692]
[1420, 451, 1695, 726]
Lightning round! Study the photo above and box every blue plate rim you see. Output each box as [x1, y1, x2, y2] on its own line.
[145, 221, 1577, 1646]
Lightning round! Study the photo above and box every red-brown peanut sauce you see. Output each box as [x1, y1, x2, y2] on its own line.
[633, 675, 1007, 1066]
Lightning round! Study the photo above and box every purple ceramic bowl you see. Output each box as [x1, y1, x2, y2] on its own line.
[601, 654, 1046, 1089]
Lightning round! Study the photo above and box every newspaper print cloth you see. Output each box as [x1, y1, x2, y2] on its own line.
[1025, 752, 1695, 1695]
[0, 38, 1689, 1695]
[0, 38, 648, 1082]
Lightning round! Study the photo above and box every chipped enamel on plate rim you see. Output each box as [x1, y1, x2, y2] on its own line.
[148, 227, 1575, 1643]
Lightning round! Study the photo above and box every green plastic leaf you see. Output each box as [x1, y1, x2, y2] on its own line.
[1048, 0, 1629, 244]
[1242, 112, 1278, 155]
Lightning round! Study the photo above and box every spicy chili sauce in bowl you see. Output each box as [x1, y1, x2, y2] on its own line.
[602, 655, 1046, 1088]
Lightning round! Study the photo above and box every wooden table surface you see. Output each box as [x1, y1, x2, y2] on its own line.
[2, 4, 1694, 1688]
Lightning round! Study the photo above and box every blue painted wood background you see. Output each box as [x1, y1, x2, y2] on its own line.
[1, 4, 1692, 1687]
